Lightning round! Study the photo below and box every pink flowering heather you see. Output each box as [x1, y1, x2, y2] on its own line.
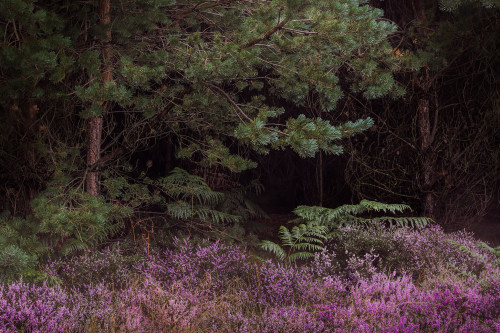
[325, 225, 499, 282]
[136, 237, 251, 294]
[44, 246, 135, 289]
[0, 281, 78, 332]
[0, 227, 498, 332]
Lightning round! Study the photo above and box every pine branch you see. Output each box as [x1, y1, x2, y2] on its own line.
[244, 18, 290, 48]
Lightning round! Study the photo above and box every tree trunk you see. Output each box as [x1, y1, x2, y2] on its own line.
[86, 117, 103, 196]
[413, 0, 437, 218]
[417, 98, 435, 217]
[86, 0, 112, 196]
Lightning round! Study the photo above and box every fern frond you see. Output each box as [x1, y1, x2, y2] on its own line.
[260, 240, 286, 261]
[278, 225, 294, 246]
[159, 167, 224, 205]
[60, 238, 88, 256]
[293, 243, 325, 252]
[294, 200, 426, 229]
[372, 216, 431, 229]
[299, 236, 325, 244]
[293, 205, 366, 226]
[359, 200, 411, 214]
[288, 251, 316, 262]
[194, 207, 242, 224]
[476, 242, 500, 266]
[291, 224, 309, 241]
[263, 223, 328, 262]
[166, 201, 195, 220]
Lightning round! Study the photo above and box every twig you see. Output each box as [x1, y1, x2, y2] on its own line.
[282, 27, 318, 35]
[245, 18, 290, 48]
[206, 83, 253, 122]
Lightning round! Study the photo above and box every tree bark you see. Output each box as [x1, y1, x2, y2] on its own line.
[417, 98, 435, 217]
[86, 0, 111, 196]
[412, 0, 437, 218]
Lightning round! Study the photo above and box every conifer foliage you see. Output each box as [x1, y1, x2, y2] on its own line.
[0, 0, 425, 279]
[1, 0, 403, 207]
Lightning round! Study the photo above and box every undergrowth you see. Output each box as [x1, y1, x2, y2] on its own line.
[1, 225, 499, 332]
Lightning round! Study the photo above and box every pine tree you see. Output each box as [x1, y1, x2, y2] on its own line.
[72, 0, 403, 182]
[0, 1, 407, 241]
[2, 1, 403, 199]
[0, 0, 74, 215]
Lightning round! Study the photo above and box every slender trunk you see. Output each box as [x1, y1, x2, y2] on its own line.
[412, 0, 437, 218]
[86, 0, 111, 196]
[417, 98, 435, 217]
[86, 117, 103, 196]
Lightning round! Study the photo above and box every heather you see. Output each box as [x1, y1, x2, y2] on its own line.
[1, 226, 499, 332]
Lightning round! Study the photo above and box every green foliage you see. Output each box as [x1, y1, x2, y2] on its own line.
[74, 0, 401, 169]
[1, 0, 408, 220]
[260, 223, 328, 262]
[104, 167, 267, 228]
[293, 200, 432, 228]
[0, 168, 132, 282]
[26, 162, 132, 257]
[261, 200, 431, 262]
[477, 242, 500, 260]
[0, 213, 49, 283]
[155, 168, 242, 225]
[218, 180, 269, 222]
[0, 0, 72, 100]
[32, 191, 130, 256]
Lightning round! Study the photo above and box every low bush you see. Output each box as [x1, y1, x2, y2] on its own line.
[0, 226, 498, 332]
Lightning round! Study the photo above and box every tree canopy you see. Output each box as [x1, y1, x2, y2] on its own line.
[0, 0, 498, 223]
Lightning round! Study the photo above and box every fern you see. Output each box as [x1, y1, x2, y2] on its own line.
[371, 216, 431, 229]
[107, 167, 244, 227]
[293, 200, 431, 228]
[218, 180, 269, 222]
[477, 242, 500, 257]
[166, 202, 241, 224]
[157, 168, 241, 225]
[260, 223, 328, 262]
[261, 200, 431, 264]
[157, 167, 224, 205]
